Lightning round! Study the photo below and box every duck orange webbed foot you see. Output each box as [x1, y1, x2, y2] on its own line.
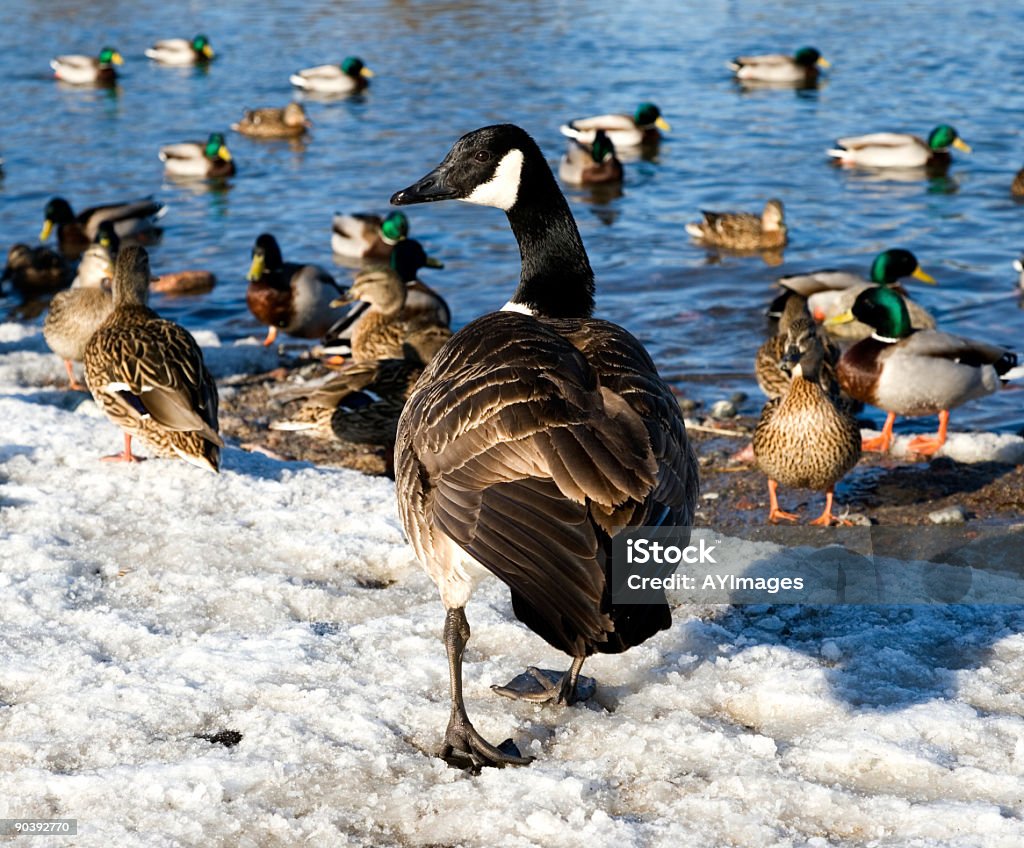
[907, 434, 945, 457]
[101, 452, 145, 463]
[860, 433, 892, 452]
[768, 508, 799, 524]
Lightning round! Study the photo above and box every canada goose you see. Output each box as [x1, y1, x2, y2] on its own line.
[828, 125, 971, 169]
[50, 47, 123, 86]
[145, 34, 215, 65]
[685, 199, 787, 250]
[828, 287, 1023, 454]
[560, 102, 670, 149]
[289, 57, 373, 94]
[232, 103, 311, 139]
[753, 322, 860, 525]
[729, 47, 829, 85]
[40, 196, 166, 260]
[245, 233, 345, 346]
[330, 210, 409, 261]
[83, 247, 222, 470]
[559, 129, 624, 186]
[389, 124, 698, 768]
[1, 244, 71, 297]
[159, 132, 235, 178]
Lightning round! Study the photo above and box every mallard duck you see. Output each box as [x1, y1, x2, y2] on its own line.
[245, 233, 344, 346]
[289, 56, 373, 94]
[753, 324, 860, 525]
[145, 34, 214, 65]
[83, 246, 222, 470]
[71, 244, 114, 289]
[150, 270, 216, 295]
[559, 129, 623, 186]
[779, 248, 936, 340]
[43, 237, 114, 389]
[231, 102, 311, 139]
[829, 286, 1023, 455]
[828, 125, 971, 169]
[93, 220, 120, 258]
[729, 46, 829, 84]
[686, 199, 786, 250]
[330, 210, 409, 261]
[159, 132, 235, 178]
[50, 47, 123, 86]
[559, 102, 670, 149]
[389, 124, 698, 767]
[1012, 166, 1024, 197]
[756, 297, 839, 399]
[40, 196, 166, 260]
[1, 244, 71, 297]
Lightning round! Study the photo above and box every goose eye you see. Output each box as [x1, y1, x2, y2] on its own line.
[474, 150, 491, 163]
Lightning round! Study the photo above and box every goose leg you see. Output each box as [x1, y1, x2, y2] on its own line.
[492, 656, 597, 705]
[862, 412, 896, 453]
[809, 489, 853, 526]
[441, 607, 532, 769]
[261, 325, 279, 347]
[101, 433, 145, 463]
[64, 359, 85, 391]
[767, 479, 799, 523]
[908, 410, 949, 457]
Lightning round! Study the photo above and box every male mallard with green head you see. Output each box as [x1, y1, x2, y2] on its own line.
[331, 210, 409, 261]
[159, 132, 235, 178]
[828, 125, 971, 169]
[145, 34, 215, 65]
[829, 287, 1023, 455]
[686, 199, 787, 250]
[50, 47, 123, 86]
[84, 246, 222, 470]
[559, 102, 670, 149]
[289, 56, 373, 94]
[729, 46, 829, 85]
[559, 129, 623, 186]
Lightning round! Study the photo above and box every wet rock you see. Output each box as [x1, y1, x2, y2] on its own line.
[195, 730, 243, 748]
[929, 505, 967, 525]
[710, 400, 737, 419]
[678, 398, 701, 413]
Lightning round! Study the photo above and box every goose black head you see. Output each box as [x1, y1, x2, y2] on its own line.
[391, 124, 540, 212]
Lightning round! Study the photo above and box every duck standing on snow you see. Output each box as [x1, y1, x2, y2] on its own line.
[828, 286, 1023, 455]
[84, 247, 222, 471]
[245, 233, 345, 346]
[331, 210, 409, 261]
[50, 47, 123, 86]
[43, 248, 114, 389]
[289, 56, 373, 94]
[145, 34, 215, 65]
[40, 196, 166, 260]
[232, 102, 311, 139]
[778, 248, 936, 339]
[729, 46, 829, 85]
[559, 129, 623, 186]
[753, 321, 860, 525]
[159, 132, 235, 178]
[389, 124, 698, 768]
[686, 199, 787, 250]
[828, 125, 971, 169]
[560, 102, 670, 149]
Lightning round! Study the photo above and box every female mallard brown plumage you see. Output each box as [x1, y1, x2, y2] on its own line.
[388, 124, 698, 768]
[43, 245, 114, 388]
[84, 246, 222, 471]
[245, 233, 345, 346]
[756, 296, 839, 399]
[558, 129, 623, 186]
[39, 196, 166, 260]
[1012, 166, 1024, 197]
[50, 47, 123, 86]
[753, 324, 861, 525]
[2, 244, 71, 297]
[686, 199, 787, 250]
[159, 133, 235, 178]
[829, 286, 1023, 456]
[231, 102, 311, 139]
[729, 46, 829, 85]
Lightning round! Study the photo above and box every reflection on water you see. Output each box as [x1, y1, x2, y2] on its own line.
[1, 0, 1023, 433]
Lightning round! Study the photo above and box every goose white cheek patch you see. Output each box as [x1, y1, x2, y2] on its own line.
[464, 149, 524, 211]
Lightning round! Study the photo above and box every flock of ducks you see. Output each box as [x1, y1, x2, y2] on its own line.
[4, 36, 1023, 770]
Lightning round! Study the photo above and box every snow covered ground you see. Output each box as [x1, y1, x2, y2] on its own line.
[2, 323, 1024, 847]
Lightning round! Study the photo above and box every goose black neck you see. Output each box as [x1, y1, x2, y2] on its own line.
[506, 156, 594, 319]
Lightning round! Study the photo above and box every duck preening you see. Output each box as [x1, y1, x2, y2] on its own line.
[83, 246, 222, 471]
[389, 123, 698, 768]
[828, 286, 1024, 455]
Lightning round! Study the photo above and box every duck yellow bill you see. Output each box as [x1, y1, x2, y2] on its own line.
[425, 256, 444, 269]
[953, 138, 971, 153]
[202, 45, 215, 59]
[218, 145, 232, 162]
[246, 255, 264, 281]
[111, 52, 124, 65]
[824, 309, 855, 326]
[360, 67, 375, 78]
[40, 219, 53, 241]
[329, 294, 353, 307]
[655, 116, 671, 132]
[912, 266, 937, 284]
[817, 57, 831, 68]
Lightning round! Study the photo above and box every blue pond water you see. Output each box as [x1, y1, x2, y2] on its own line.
[1, 0, 1023, 433]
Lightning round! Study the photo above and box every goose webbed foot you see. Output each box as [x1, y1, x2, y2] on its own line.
[441, 711, 532, 769]
[492, 658, 596, 705]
